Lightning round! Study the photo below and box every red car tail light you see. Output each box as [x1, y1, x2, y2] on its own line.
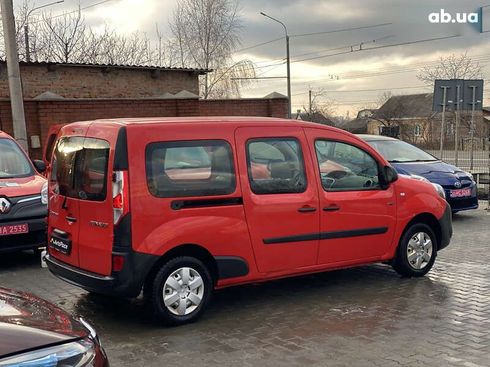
[112, 171, 129, 225]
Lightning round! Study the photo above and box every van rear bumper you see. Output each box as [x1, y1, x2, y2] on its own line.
[45, 252, 158, 297]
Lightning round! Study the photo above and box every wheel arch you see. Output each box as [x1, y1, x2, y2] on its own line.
[144, 244, 219, 293]
[401, 212, 442, 250]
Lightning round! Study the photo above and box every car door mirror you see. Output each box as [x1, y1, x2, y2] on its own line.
[382, 165, 398, 185]
[32, 159, 46, 173]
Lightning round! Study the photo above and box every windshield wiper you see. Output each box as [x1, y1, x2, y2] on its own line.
[389, 159, 437, 163]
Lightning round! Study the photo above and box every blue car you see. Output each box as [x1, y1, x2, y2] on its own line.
[359, 135, 478, 213]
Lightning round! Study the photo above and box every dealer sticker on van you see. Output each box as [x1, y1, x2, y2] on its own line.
[49, 235, 71, 255]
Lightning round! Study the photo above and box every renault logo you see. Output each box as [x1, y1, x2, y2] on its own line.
[0, 198, 11, 214]
[454, 181, 462, 188]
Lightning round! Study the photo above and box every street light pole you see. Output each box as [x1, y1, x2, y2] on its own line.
[24, 0, 64, 62]
[260, 12, 291, 118]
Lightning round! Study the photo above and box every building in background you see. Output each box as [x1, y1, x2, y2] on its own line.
[0, 62, 288, 158]
[338, 108, 377, 134]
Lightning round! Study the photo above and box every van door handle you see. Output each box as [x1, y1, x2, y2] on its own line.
[66, 216, 77, 223]
[323, 205, 340, 212]
[298, 206, 317, 213]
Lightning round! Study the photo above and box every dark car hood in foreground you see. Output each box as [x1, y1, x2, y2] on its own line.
[0, 287, 87, 358]
[390, 160, 470, 185]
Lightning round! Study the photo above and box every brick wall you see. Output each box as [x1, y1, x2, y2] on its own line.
[0, 97, 288, 159]
[199, 99, 287, 118]
[0, 62, 200, 99]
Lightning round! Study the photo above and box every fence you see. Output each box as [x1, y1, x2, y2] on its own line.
[413, 124, 489, 206]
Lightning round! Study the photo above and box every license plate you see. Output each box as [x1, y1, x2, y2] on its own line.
[450, 188, 471, 198]
[49, 234, 72, 255]
[0, 223, 29, 236]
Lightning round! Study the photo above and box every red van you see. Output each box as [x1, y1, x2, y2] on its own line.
[45, 117, 452, 325]
[0, 131, 48, 253]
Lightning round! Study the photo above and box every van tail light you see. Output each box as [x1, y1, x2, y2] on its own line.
[112, 255, 125, 272]
[112, 171, 129, 225]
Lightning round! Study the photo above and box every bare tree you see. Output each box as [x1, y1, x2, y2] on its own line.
[0, 1, 185, 70]
[169, 0, 256, 98]
[41, 8, 86, 63]
[377, 91, 392, 106]
[298, 88, 336, 125]
[417, 53, 484, 85]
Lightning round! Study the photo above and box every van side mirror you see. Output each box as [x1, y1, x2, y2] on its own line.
[382, 165, 398, 186]
[32, 159, 46, 173]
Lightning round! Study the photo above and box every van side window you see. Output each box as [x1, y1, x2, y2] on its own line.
[146, 140, 235, 198]
[246, 138, 307, 194]
[314, 140, 380, 191]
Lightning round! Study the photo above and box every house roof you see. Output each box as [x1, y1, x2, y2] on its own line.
[292, 112, 335, 125]
[0, 60, 211, 74]
[375, 93, 434, 119]
[263, 92, 287, 99]
[339, 117, 369, 133]
[356, 108, 377, 117]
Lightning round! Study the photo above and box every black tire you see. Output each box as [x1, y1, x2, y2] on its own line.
[147, 256, 212, 326]
[392, 223, 437, 277]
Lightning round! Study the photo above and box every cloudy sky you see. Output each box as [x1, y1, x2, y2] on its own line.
[15, 0, 490, 116]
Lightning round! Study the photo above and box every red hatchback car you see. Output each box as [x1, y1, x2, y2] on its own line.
[45, 117, 452, 325]
[0, 131, 48, 253]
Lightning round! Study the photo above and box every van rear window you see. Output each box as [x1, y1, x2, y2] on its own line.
[146, 140, 235, 198]
[53, 137, 110, 201]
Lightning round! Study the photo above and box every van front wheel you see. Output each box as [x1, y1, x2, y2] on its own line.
[148, 256, 212, 325]
[392, 223, 437, 277]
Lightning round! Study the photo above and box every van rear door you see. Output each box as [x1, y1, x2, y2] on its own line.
[43, 124, 63, 168]
[77, 123, 120, 275]
[49, 136, 84, 267]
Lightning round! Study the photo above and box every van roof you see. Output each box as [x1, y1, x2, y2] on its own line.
[67, 116, 345, 132]
[0, 130, 13, 139]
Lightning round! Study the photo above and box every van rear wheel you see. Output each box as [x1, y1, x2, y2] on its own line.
[392, 223, 437, 277]
[148, 256, 212, 325]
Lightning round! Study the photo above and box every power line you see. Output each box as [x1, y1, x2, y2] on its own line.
[256, 61, 286, 77]
[29, 0, 114, 23]
[340, 55, 490, 79]
[330, 60, 490, 82]
[291, 85, 431, 96]
[290, 34, 461, 64]
[290, 35, 394, 60]
[235, 22, 393, 54]
[290, 23, 392, 38]
[235, 36, 284, 53]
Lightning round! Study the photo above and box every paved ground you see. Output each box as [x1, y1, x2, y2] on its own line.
[1, 205, 489, 367]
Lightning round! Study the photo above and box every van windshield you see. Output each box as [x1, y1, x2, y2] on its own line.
[53, 137, 110, 201]
[0, 138, 33, 178]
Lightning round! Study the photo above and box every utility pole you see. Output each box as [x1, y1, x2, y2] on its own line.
[439, 86, 449, 160]
[24, 0, 65, 62]
[454, 84, 461, 166]
[469, 85, 478, 171]
[308, 89, 312, 120]
[286, 33, 291, 118]
[260, 12, 291, 118]
[1, 0, 28, 152]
